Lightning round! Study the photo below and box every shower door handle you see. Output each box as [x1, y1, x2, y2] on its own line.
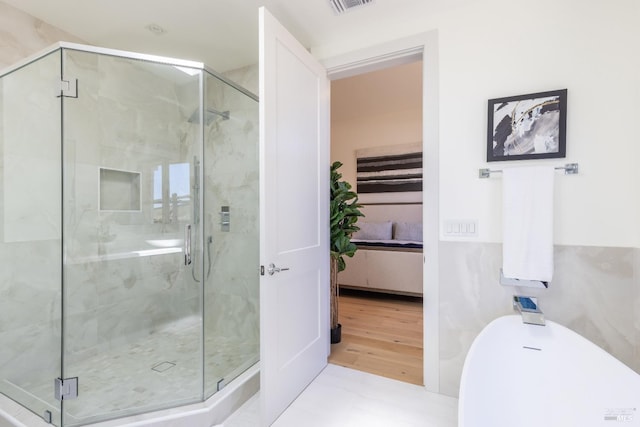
[184, 224, 192, 265]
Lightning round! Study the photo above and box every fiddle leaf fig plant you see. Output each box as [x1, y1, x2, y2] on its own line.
[329, 161, 364, 335]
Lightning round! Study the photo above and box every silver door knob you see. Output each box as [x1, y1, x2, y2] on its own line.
[267, 263, 290, 276]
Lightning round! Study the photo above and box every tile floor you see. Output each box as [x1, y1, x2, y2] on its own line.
[3, 317, 258, 426]
[223, 364, 458, 427]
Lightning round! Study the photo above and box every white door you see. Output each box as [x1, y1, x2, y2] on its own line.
[259, 7, 330, 426]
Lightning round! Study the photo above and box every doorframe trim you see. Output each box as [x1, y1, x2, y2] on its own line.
[322, 30, 441, 393]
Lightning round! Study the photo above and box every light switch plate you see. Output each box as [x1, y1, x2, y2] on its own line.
[443, 220, 478, 237]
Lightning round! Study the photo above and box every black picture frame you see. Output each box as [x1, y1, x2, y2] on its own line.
[487, 89, 567, 162]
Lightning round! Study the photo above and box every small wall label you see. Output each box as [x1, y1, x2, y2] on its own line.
[604, 408, 635, 422]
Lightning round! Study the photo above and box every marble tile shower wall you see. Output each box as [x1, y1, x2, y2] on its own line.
[439, 241, 640, 397]
[202, 74, 259, 357]
[0, 1, 260, 408]
[0, 241, 61, 381]
[0, 2, 83, 383]
[2, 51, 61, 243]
[61, 50, 202, 362]
[1, 50, 258, 385]
[211, 66, 258, 350]
[1, 52, 63, 381]
[0, 1, 84, 70]
[222, 64, 258, 98]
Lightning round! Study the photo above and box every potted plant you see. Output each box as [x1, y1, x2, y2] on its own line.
[329, 161, 364, 344]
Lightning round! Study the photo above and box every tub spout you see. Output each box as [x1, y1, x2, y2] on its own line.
[513, 296, 545, 326]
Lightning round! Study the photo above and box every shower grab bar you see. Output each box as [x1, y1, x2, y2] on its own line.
[184, 224, 192, 265]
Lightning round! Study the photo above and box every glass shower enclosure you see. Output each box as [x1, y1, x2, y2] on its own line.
[0, 43, 259, 426]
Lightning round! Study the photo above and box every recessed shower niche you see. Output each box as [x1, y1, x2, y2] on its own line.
[99, 167, 141, 211]
[0, 42, 259, 426]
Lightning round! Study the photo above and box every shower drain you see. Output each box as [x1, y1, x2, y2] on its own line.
[151, 361, 176, 372]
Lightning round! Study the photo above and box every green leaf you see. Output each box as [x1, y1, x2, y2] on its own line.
[329, 161, 364, 268]
[337, 256, 346, 272]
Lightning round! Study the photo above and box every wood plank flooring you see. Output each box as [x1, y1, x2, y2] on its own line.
[328, 289, 424, 386]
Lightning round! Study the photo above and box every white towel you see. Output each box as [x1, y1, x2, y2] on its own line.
[502, 166, 554, 282]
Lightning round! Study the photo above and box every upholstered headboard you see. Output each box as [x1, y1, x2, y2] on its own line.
[353, 203, 423, 244]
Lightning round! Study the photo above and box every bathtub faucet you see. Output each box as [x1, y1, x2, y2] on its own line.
[513, 296, 545, 326]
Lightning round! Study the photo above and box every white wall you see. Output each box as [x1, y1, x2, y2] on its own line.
[438, 0, 639, 247]
[319, 0, 640, 397]
[317, 0, 640, 248]
[331, 108, 422, 187]
[330, 61, 423, 191]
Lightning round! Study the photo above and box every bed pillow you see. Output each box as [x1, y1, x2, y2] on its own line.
[393, 222, 423, 242]
[352, 221, 393, 240]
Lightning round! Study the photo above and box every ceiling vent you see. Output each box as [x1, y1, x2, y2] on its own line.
[329, 0, 374, 15]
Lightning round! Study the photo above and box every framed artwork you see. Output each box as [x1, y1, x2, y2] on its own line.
[487, 89, 567, 162]
[355, 142, 422, 204]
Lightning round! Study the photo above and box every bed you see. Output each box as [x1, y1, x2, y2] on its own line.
[338, 220, 423, 296]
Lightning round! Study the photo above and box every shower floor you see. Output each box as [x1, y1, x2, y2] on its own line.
[7, 317, 258, 426]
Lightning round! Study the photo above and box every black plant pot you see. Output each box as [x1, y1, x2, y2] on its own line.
[330, 323, 342, 344]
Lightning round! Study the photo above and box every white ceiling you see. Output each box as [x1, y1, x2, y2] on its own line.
[3, 0, 469, 72]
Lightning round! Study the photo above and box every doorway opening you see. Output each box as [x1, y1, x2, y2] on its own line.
[328, 59, 424, 385]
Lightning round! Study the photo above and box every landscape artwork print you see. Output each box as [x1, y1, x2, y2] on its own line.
[487, 89, 567, 162]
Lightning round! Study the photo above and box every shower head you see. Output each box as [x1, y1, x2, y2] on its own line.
[187, 108, 230, 125]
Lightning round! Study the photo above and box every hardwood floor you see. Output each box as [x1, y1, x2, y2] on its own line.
[328, 289, 423, 386]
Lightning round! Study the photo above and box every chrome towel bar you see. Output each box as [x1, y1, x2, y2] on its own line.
[479, 162, 579, 179]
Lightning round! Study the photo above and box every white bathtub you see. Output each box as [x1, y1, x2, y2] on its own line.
[459, 315, 640, 426]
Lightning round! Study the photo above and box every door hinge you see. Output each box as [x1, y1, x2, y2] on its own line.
[260, 265, 265, 276]
[57, 78, 78, 98]
[54, 377, 78, 401]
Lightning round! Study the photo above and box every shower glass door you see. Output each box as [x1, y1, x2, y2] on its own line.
[202, 72, 259, 399]
[60, 49, 204, 425]
[0, 51, 63, 426]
